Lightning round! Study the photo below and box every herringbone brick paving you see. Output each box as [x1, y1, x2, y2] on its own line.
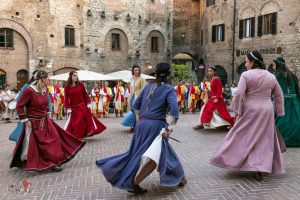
[0, 114, 300, 200]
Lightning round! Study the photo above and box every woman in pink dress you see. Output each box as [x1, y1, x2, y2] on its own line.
[10, 70, 86, 172]
[64, 71, 106, 139]
[210, 51, 286, 181]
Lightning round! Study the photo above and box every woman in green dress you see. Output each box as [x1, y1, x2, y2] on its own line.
[273, 57, 300, 147]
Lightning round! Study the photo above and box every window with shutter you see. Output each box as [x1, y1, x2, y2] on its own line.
[271, 12, 277, 34]
[65, 25, 75, 46]
[221, 24, 225, 41]
[258, 16, 263, 37]
[239, 20, 243, 39]
[212, 25, 216, 42]
[251, 17, 255, 37]
[112, 33, 120, 50]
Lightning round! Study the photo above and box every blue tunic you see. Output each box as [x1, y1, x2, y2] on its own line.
[96, 83, 185, 191]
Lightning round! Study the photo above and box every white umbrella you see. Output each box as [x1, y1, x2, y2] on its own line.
[50, 70, 118, 81]
[106, 70, 155, 83]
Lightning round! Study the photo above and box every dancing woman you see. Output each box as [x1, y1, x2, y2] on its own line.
[273, 57, 300, 147]
[96, 63, 186, 194]
[210, 51, 286, 180]
[193, 67, 233, 129]
[64, 71, 106, 139]
[10, 70, 85, 172]
[121, 65, 146, 133]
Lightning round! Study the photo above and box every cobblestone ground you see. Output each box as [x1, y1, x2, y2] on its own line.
[1, 114, 300, 200]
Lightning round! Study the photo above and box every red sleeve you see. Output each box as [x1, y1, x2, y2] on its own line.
[16, 88, 31, 120]
[80, 82, 91, 105]
[211, 77, 223, 98]
[64, 86, 70, 109]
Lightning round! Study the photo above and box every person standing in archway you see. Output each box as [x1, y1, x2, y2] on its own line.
[193, 66, 234, 129]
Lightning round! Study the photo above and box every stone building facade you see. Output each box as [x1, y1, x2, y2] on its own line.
[0, 0, 173, 89]
[174, 0, 300, 84]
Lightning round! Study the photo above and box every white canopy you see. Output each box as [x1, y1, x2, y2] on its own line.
[49, 70, 118, 81]
[106, 70, 156, 83]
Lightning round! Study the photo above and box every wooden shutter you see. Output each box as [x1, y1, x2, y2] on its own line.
[239, 20, 243, 39]
[271, 12, 277, 34]
[221, 24, 225, 41]
[212, 25, 216, 42]
[70, 28, 75, 46]
[258, 15, 263, 37]
[65, 28, 69, 46]
[251, 17, 255, 37]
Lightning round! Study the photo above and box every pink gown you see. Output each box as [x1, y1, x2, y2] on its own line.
[210, 69, 286, 174]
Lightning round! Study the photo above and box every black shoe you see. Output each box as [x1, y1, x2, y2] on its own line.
[178, 178, 187, 187]
[127, 185, 147, 194]
[51, 166, 63, 172]
[254, 172, 263, 181]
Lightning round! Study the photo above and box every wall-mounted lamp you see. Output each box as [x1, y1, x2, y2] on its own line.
[181, 32, 186, 38]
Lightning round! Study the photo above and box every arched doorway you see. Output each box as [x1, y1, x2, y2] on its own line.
[0, 69, 6, 89]
[215, 65, 228, 86]
[17, 69, 28, 90]
[172, 53, 197, 82]
[237, 62, 247, 81]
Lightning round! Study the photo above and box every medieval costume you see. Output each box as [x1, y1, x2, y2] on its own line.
[0, 87, 12, 122]
[174, 83, 187, 114]
[197, 77, 234, 128]
[48, 84, 55, 115]
[100, 86, 112, 117]
[200, 80, 211, 107]
[274, 58, 300, 147]
[10, 86, 86, 171]
[121, 76, 146, 129]
[96, 82, 185, 193]
[187, 83, 200, 113]
[54, 84, 64, 120]
[64, 82, 106, 139]
[91, 86, 101, 117]
[114, 84, 125, 117]
[210, 69, 285, 176]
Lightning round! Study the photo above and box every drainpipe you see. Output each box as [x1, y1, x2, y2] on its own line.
[232, 0, 237, 82]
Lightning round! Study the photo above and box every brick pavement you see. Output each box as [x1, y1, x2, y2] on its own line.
[0, 114, 300, 200]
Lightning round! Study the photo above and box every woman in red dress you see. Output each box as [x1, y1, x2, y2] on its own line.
[64, 71, 106, 139]
[10, 70, 86, 172]
[194, 67, 234, 129]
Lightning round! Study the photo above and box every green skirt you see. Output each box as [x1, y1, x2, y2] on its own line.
[276, 96, 300, 147]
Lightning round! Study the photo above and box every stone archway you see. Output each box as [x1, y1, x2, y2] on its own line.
[0, 18, 33, 87]
[0, 18, 33, 56]
[172, 53, 198, 82]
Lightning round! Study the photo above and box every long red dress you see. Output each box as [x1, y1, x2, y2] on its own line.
[200, 77, 234, 126]
[64, 82, 106, 139]
[10, 87, 86, 171]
